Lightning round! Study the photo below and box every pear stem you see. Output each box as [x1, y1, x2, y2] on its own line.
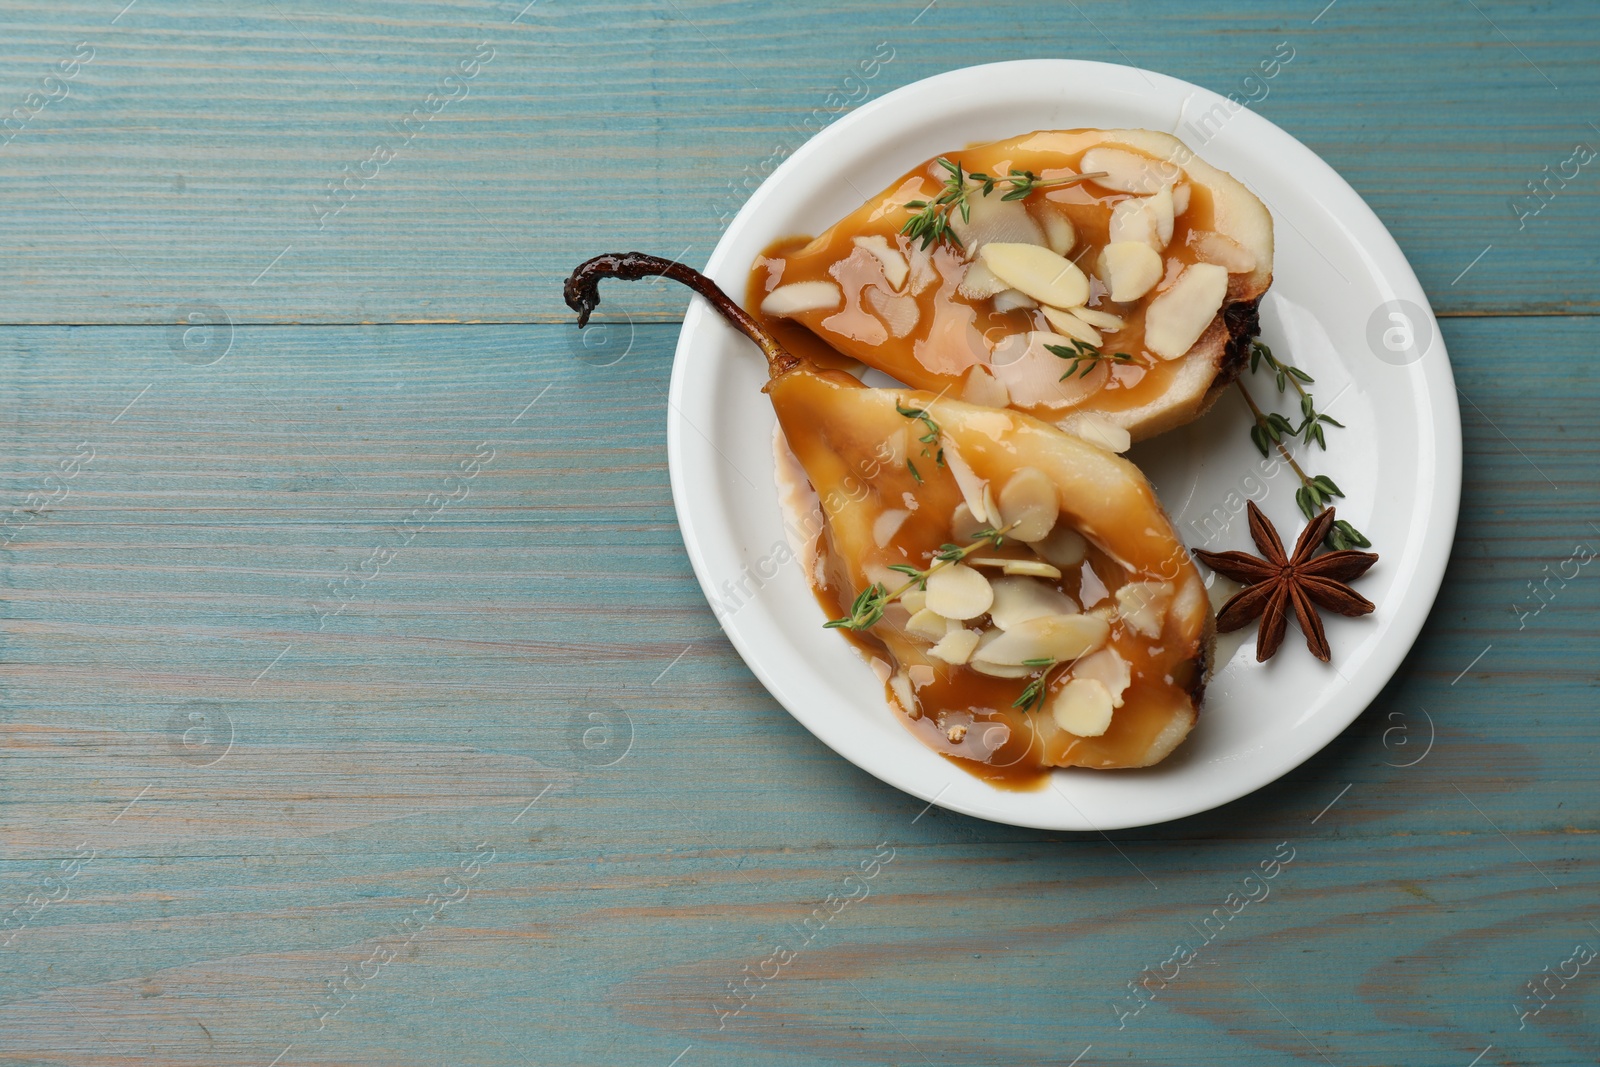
[563, 253, 799, 377]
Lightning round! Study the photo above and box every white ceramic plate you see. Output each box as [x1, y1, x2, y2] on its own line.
[666, 60, 1460, 830]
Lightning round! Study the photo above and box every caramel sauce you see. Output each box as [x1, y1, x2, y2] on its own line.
[767, 368, 1208, 787]
[815, 532, 1177, 790]
[748, 132, 1224, 422]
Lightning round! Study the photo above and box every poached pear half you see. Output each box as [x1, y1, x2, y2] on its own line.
[750, 128, 1273, 451]
[567, 252, 1214, 781]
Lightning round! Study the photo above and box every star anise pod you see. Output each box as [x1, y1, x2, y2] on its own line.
[1193, 502, 1378, 663]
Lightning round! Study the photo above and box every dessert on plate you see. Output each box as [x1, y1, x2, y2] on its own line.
[750, 129, 1273, 452]
[566, 252, 1214, 783]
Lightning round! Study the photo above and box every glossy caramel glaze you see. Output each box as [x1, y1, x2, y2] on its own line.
[768, 365, 1212, 786]
[750, 129, 1273, 440]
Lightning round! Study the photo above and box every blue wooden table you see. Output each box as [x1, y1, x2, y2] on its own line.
[1, 2, 1596, 1064]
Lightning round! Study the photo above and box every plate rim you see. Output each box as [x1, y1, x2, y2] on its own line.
[666, 58, 1462, 830]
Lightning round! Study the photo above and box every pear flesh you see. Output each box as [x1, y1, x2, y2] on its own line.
[752, 128, 1274, 445]
[771, 368, 1212, 772]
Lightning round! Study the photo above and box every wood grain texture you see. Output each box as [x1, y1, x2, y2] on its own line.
[0, 1, 1597, 1065]
[0, 318, 1595, 1066]
[0, 0, 1595, 324]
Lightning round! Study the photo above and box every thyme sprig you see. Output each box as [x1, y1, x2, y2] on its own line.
[896, 401, 945, 468]
[824, 524, 1013, 631]
[1250, 341, 1344, 450]
[1045, 339, 1139, 380]
[827, 582, 894, 632]
[1237, 342, 1370, 552]
[1012, 658, 1065, 712]
[900, 157, 1107, 251]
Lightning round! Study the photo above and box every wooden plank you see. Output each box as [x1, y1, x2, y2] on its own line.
[0, 831, 1592, 1065]
[0, 0, 1595, 324]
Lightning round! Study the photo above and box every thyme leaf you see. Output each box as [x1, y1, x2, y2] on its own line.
[896, 401, 945, 466]
[1237, 341, 1371, 551]
[822, 523, 1016, 631]
[824, 582, 889, 631]
[900, 157, 1106, 251]
[1044, 339, 1139, 380]
[1012, 659, 1066, 712]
